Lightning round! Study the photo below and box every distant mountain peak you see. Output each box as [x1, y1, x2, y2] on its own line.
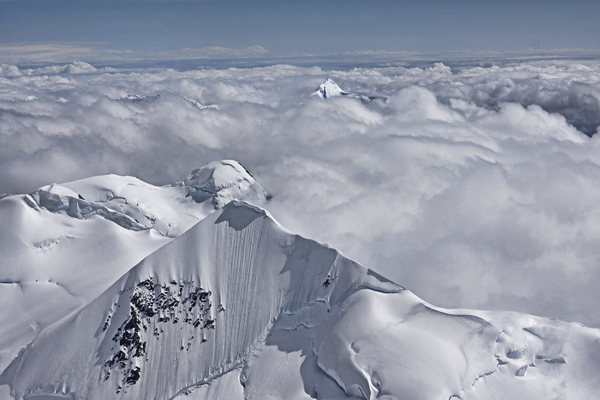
[183, 96, 219, 110]
[311, 78, 346, 99]
[311, 78, 388, 104]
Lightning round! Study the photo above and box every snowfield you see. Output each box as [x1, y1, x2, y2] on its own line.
[1, 161, 599, 400]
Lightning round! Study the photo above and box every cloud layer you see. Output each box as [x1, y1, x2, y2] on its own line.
[0, 43, 269, 64]
[2, 59, 600, 327]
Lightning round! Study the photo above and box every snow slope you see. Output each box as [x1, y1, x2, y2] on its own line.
[0, 160, 267, 373]
[2, 201, 600, 400]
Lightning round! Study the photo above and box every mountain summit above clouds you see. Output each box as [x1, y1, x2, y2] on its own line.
[1, 160, 600, 400]
[312, 78, 347, 99]
[311, 78, 388, 103]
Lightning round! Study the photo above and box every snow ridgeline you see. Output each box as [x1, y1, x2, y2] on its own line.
[1, 202, 600, 400]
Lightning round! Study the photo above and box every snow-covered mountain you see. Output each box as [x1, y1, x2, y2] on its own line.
[1, 160, 600, 400]
[311, 78, 388, 104]
[312, 78, 347, 99]
[0, 160, 267, 374]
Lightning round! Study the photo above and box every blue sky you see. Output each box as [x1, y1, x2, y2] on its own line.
[1, 0, 599, 57]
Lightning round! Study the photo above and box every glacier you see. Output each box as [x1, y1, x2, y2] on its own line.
[1, 161, 600, 400]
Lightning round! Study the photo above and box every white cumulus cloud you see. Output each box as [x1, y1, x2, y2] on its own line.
[2, 58, 600, 327]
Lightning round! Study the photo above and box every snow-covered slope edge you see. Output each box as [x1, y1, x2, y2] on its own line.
[1, 201, 400, 400]
[3, 201, 600, 400]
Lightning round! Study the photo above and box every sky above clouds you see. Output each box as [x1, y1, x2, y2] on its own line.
[2, 59, 600, 329]
[0, 0, 599, 59]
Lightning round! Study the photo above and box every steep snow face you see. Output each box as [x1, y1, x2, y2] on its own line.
[1, 201, 400, 400]
[0, 161, 268, 373]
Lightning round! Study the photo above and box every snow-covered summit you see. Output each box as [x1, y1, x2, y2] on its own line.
[1, 201, 400, 400]
[311, 78, 347, 99]
[19, 160, 268, 237]
[180, 160, 269, 208]
[311, 78, 388, 104]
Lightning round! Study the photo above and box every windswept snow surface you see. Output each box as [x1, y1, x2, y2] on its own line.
[0, 160, 267, 373]
[2, 201, 600, 400]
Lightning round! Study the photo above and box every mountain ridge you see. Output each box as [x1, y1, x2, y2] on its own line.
[0, 160, 268, 374]
[1, 201, 402, 400]
[1, 162, 600, 400]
